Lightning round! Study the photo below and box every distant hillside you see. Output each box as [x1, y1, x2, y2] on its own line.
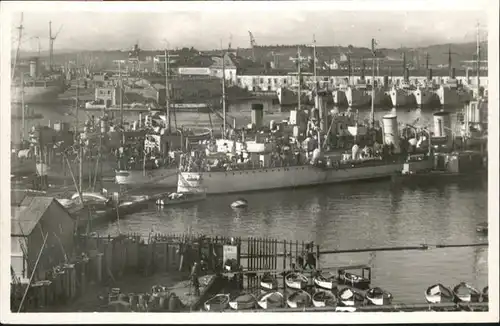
[15, 41, 487, 72]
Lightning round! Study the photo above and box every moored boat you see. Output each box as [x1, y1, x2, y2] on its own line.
[285, 272, 308, 290]
[312, 289, 337, 308]
[260, 272, 278, 291]
[286, 290, 312, 308]
[452, 282, 481, 303]
[338, 287, 365, 307]
[230, 198, 248, 209]
[313, 272, 338, 291]
[425, 283, 455, 304]
[204, 294, 230, 311]
[365, 287, 393, 306]
[256, 291, 284, 310]
[156, 192, 206, 206]
[338, 270, 370, 290]
[228, 293, 257, 310]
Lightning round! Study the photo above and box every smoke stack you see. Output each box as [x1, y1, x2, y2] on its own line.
[451, 67, 456, 79]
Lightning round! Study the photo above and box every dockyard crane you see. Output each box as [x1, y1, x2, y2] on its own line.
[49, 21, 63, 71]
[248, 31, 257, 61]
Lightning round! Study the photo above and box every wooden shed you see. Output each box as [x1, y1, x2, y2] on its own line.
[11, 196, 75, 283]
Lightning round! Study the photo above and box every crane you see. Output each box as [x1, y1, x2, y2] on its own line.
[248, 31, 256, 61]
[49, 21, 63, 71]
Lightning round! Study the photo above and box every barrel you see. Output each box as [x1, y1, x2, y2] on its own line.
[433, 111, 451, 138]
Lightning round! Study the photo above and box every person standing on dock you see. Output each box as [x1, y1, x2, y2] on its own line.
[190, 262, 200, 296]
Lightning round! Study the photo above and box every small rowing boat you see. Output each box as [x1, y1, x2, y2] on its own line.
[338, 270, 370, 290]
[338, 287, 365, 307]
[481, 286, 488, 302]
[425, 283, 455, 304]
[228, 293, 257, 310]
[313, 272, 338, 291]
[286, 290, 312, 308]
[156, 192, 206, 206]
[285, 272, 308, 290]
[230, 198, 248, 209]
[453, 282, 481, 303]
[365, 287, 393, 306]
[312, 289, 337, 308]
[260, 272, 278, 291]
[204, 294, 230, 311]
[257, 291, 284, 310]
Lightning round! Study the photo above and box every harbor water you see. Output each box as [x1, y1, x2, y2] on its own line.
[11, 100, 488, 305]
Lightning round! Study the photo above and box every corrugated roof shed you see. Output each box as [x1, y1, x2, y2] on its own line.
[11, 196, 56, 236]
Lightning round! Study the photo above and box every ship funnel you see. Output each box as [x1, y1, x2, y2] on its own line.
[383, 75, 389, 88]
[427, 69, 433, 81]
[433, 111, 451, 138]
[251, 103, 264, 128]
[382, 114, 400, 153]
[404, 68, 410, 81]
[29, 58, 38, 78]
[451, 67, 456, 79]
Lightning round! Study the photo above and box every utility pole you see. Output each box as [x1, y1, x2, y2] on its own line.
[165, 49, 171, 133]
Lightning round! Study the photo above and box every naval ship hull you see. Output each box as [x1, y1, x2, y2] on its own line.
[436, 86, 473, 106]
[115, 168, 178, 188]
[414, 89, 440, 107]
[177, 159, 433, 194]
[11, 85, 62, 104]
[389, 89, 416, 107]
[345, 87, 371, 108]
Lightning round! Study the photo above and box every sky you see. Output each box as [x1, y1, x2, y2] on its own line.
[7, 1, 489, 53]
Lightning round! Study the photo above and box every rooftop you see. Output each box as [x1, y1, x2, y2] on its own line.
[11, 196, 58, 236]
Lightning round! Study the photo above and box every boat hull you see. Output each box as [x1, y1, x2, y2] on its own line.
[390, 88, 416, 107]
[178, 160, 432, 195]
[345, 87, 371, 108]
[115, 168, 178, 187]
[332, 89, 348, 106]
[414, 89, 439, 107]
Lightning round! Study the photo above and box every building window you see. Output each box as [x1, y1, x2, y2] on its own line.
[237, 78, 241, 85]
[274, 78, 278, 84]
[283, 79, 287, 84]
[268, 78, 271, 84]
[268, 86, 271, 91]
[260, 78, 264, 84]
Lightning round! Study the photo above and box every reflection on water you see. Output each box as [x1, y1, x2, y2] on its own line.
[95, 177, 487, 304]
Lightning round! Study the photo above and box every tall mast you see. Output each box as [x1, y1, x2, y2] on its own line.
[448, 45, 452, 78]
[371, 38, 377, 129]
[222, 50, 227, 137]
[21, 72, 25, 142]
[119, 61, 123, 126]
[165, 49, 171, 133]
[297, 46, 301, 111]
[313, 34, 317, 94]
[49, 21, 52, 71]
[476, 22, 481, 92]
[12, 13, 24, 80]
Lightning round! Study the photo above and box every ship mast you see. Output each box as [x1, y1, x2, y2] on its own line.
[371, 38, 377, 129]
[313, 34, 317, 105]
[476, 22, 481, 94]
[165, 49, 171, 133]
[297, 46, 301, 111]
[222, 50, 227, 138]
[12, 13, 23, 80]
